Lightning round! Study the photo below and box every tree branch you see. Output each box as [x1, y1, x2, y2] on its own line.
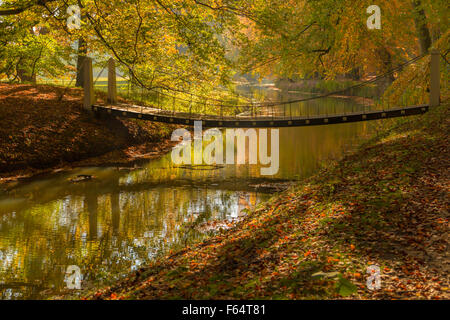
[0, 0, 58, 16]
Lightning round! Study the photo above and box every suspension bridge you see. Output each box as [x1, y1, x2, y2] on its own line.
[82, 50, 441, 128]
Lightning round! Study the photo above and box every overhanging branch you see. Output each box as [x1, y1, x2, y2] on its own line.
[0, 0, 58, 16]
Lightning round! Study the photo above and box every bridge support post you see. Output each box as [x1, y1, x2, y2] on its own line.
[430, 49, 440, 107]
[83, 57, 95, 110]
[107, 58, 117, 105]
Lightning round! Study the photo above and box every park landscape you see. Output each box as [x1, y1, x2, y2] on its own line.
[0, 0, 448, 300]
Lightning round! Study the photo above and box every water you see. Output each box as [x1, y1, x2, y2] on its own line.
[0, 88, 375, 299]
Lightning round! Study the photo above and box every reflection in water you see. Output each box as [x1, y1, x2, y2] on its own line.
[0, 185, 264, 299]
[86, 194, 98, 240]
[0, 91, 376, 299]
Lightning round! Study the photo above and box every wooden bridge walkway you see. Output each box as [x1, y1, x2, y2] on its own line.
[93, 103, 429, 128]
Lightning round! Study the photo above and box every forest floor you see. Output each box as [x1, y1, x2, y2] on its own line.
[0, 83, 176, 183]
[88, 102, 449, 300]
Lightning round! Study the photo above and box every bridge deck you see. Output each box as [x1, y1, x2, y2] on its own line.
[93, 103, 429, 128]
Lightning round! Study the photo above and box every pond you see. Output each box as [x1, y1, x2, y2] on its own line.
[0, 86, 376, 299]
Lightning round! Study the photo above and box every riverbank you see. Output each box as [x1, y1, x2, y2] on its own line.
[0, 83, 176, 183]
[88, 102, 449, 300]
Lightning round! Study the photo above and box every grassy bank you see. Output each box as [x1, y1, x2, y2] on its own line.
[88, 102, 449, 300]
[0, 83, 175, 180]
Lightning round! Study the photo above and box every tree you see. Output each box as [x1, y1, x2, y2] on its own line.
[0, 1, 58, 16]
[411, 0, 432, 54]
[0, 0, 447, 100]
[236, 0, 446, 80]
[0, 0, 246, 101]
[0, 9, 70, 83]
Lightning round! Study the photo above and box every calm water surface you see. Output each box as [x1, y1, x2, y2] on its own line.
[0, 88, 375, 299]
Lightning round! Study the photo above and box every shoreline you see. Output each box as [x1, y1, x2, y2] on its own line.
[0, 138, 178, 184]
[0, 83, 178, 184]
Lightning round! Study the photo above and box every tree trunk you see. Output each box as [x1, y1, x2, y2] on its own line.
[376, 47, 395, 82]
[411, 0, 432, 55]
[17, 66, 36, 83]
[346, 67, 361, 81]
[75, 38, 87, 87]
